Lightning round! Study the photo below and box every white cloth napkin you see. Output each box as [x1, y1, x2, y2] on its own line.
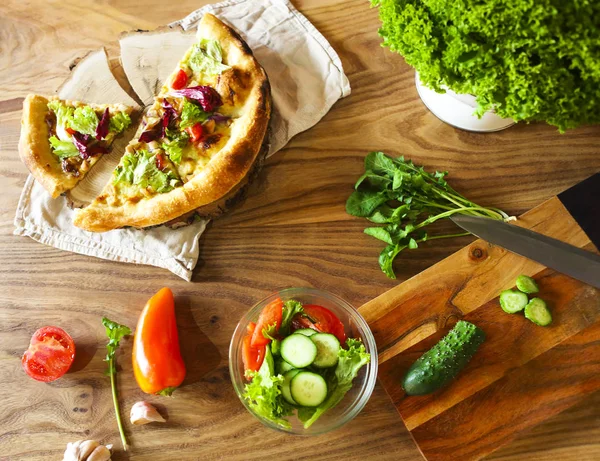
[13, 0, 350, 281]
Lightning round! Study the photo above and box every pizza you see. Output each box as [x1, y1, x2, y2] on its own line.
[73, 14, 271, 232]
[19, 95, 133, 198]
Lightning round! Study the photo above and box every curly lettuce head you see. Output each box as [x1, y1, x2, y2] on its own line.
[372, 0, 600, 131]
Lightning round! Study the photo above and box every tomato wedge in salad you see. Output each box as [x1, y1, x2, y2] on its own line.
[22, 326, 75, 382]
[251, 298, 283, 347]
[291, 304, 347, 344]
[243, 322, 265, 373]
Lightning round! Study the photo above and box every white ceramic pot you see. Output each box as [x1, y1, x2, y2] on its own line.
[415, 73, 515, 132]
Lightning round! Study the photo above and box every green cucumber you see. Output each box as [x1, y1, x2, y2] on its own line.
[290, 371, 328, 407]
[402, 321, 485, 396]
[282, 369, 301, 405]
[524, 298, 552, 326]
[293, 328, 317, 337]
[310, 333, 340, 368]
[275, 357, 295, 375]
[515, 275, 539, 294]
[499, 289, 529, 314]
[280, 334, 317, 368]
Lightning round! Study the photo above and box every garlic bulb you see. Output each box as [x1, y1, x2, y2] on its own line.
[130, 401, 166, 425]
[62, 440, 112, 461]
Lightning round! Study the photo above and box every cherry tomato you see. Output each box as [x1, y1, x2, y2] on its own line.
[65, 127, 76, 135]
[22, 326, 75, 382]
[171, 69, 188, 90]
[185, 123, 204, 143]
[291, 304, 347, 344]
[251, 298, 283, 347]
[242, 322, 265, 374]
[155, 153, 167, 171]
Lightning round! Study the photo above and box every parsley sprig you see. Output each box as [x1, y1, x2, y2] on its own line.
[346, 152, 511, 278]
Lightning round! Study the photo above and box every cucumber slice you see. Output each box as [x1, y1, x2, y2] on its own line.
[282, 369, 301, 405]
[275, 357, 295, 375]
[280, 334, 317, 368]
[524, 298, 552, 326]
[499, 289, 529, 313]
[290, 371, 328, 407]
[293, 328, 317, 337]
[516, 275, 539, 294]
[310, 333, 340, 368]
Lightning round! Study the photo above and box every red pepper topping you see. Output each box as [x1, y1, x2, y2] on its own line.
[171, 69, 188, 90]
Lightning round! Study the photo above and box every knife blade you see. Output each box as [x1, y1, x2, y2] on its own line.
[450, 214, 600, 289]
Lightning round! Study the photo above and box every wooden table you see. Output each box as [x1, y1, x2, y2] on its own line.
[1, 1, 599, 460]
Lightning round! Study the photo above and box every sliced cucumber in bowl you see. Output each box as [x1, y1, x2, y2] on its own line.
[290, 371, 328, 407]
[281, 334, 317, 368]
[310, 333, 340, 368]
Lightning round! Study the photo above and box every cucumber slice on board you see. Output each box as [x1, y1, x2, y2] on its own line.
[515, 275, 540, 294]
[275, 358, 295, 375]
[402, 320, 485, 396]
[524, 298, 552, 326]
[282, 369, 301, 405]
[499, 289, 529, 313]
[293, 328, 317, 337]
[280, 334, 317, 368]
[290, 371, 328, 407]
[310, 333, 340, 368]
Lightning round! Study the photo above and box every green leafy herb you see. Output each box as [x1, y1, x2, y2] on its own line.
[301, 338, 371, 429]
[372, 0, 600, 132]
[47, 100, 74, 128]
[102, 317, 131, 451]
[49, 136, 79, 159]
[69, 105, 99, 135]
[113, 150, 180, 194]
[347, 152, 510, 278]
[179, 100, 209, 129]
[109, 112, 132, 134]
[186, 39, 230, 76]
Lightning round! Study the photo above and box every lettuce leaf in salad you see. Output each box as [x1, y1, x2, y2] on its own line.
[113, 150, 180, 194]
[69, 105, 99, 136]
[186, 39, 230, 76]
[162, 129, 189, 165]
[280, 300, 304, 336]
[47, 100, 74, 129]
[49, 135, 79, 159]
[179, 100, 209, 129]
[109, 111, 132, 134]
[300, 338, 371, 429]
[243, 345, 293, 428]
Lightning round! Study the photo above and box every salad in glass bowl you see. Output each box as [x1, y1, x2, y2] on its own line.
[229, 288, 378, 435]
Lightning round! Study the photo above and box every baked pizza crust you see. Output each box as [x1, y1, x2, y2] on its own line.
[19, 94, 133, 198]
[73, 14, 271, 232]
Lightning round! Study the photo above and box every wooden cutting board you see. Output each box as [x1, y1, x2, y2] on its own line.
[358, 177, 600, 461]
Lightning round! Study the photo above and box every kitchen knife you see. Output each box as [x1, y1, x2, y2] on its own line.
[449, 214, 600, 289]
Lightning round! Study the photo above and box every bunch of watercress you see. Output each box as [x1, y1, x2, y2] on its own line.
[346, 152, 510, 278]
[372, 0, 600, 131]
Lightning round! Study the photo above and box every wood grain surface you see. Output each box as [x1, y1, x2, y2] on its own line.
[1, 1, 600, 460]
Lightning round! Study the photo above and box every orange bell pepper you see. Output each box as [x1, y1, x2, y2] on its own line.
[132, 287, 186, 395]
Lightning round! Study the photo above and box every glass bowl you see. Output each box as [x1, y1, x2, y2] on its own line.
[229, 287, 378, 435]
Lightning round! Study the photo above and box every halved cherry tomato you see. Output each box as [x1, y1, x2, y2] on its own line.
[185, 123, 204, 143]
[171, 69, 188, 90]
[291, 304, 347, 344]
[65, 127, 76, 135]
[242, 322, 265, 373]
[251, 298, 283, 347]
[22, 326, 75, 382]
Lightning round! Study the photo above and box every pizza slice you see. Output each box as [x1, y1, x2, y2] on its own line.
[19, 95, 134, 198]
[73, 13, 271, 232]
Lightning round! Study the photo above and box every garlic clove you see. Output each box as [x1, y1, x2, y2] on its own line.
[87, 445, 112, 461]
[130, 401, 166, 425]
[77, 440, 100, 460]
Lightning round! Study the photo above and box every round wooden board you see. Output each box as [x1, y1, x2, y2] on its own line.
[0, 0, 599, 460]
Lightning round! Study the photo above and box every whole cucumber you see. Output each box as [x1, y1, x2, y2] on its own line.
[402, 320, 485, 396]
